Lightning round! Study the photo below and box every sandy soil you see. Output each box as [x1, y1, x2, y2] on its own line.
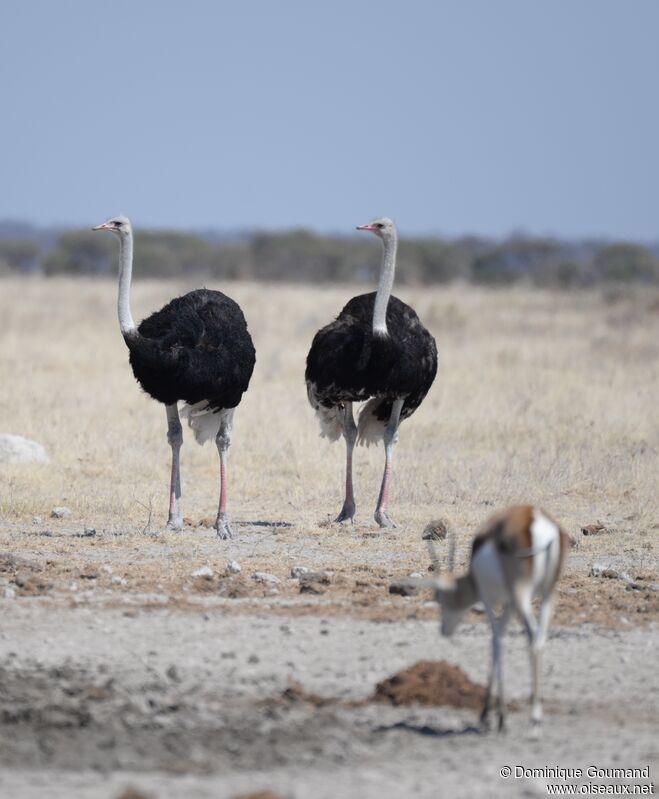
[1, 280, 658, 797]
[0, 520, 657, 799]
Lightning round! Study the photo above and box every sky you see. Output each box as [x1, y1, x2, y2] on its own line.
[1, 0, 658, 239]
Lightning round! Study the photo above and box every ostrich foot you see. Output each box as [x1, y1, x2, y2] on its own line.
[215, 513, 234, 540]
[166, 516, 183, 532]
[374, 509, 397, 528]
[334, 501, 356, 523]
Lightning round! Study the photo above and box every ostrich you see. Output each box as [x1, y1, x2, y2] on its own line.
[305, 217, 437, 527]
[93, 216, 255, 539]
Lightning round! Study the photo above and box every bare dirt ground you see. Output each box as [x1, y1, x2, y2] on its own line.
[0, 278, 658, 798]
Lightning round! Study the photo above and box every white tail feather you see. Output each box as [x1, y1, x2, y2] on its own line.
[180, 401, 225, 445]
[307, 382, 343, 442]
[357, 398, 386, 446]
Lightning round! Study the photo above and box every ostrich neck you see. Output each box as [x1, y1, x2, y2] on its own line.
[117, 233, 137, 336]
[372, 235, 397, 336]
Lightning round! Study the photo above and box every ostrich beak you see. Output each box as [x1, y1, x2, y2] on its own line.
[356, 223, 376, 232]
[92, 221, 112, 231]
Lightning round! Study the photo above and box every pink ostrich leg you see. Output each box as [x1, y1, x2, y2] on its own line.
[374, 398, 404, 528]
[335, 402, 357, 522]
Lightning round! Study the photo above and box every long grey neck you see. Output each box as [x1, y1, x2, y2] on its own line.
[117, 231, 137, 336]
[372, 233, 397, 336]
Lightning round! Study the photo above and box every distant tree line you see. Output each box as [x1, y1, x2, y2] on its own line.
[1, 223, 658, 287]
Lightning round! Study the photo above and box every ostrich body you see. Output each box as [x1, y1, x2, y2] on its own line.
[305, 217, 437, 527]
[93, 216, 255, 539]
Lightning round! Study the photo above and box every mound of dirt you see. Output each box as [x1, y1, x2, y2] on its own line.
[373, 660, 485, 710]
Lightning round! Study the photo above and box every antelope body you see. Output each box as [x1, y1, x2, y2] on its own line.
[426, 505, 569, 730]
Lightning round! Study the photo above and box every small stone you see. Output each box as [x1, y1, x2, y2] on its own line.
[225, 560, 241, 575]
[291, 565, 311, 579]
[166, 664, 181, 682]
[111, 576, 127, 586]
[191, 565, 214, 579]
[101, 564, 113, 574]
[590, 564, 618, 579]
[251, 572, 280, 584]
[51, 506, 72, 519]
[82, 527, 96, 537]
[422, 519, 448, 540]
[32, 516, 42, 525]
[582, 522, 611, 536]
[247, 654, 260, 664]
[409, 572, 423, 579]
[389, 580, 420, 597]
[4, 587, 16, 599]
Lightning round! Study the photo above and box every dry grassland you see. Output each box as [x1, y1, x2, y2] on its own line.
[0, 277, 657, 624]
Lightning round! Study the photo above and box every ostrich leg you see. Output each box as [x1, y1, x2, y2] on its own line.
[335, 401, 357, 522]
[165, 404, 183, 531]
[214, 409, 235, 540]
[374, 398, 404, 528]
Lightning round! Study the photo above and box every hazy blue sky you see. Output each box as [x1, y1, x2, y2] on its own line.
[1, 1, 658, 238]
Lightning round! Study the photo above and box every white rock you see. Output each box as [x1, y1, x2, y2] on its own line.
[291, 565, 310, 579]
[191, 565, 214, 578]
[111, 576, 127, 585]
[4, 587, 16, 600]
[0, 434, 49, 465]
[225, 560, 241, 575]
[409, 572, 423, 579]
[32, 516, 42, 525]
[251, 572, 280, 584]
[51, 506, 72, 519]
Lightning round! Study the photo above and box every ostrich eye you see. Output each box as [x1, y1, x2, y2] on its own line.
[376, 223, 384, 229]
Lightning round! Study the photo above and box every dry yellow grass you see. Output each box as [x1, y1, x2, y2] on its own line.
[0, 277, 657, 580]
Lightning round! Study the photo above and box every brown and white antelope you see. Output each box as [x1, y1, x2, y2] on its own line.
[423, 505, 569, 730]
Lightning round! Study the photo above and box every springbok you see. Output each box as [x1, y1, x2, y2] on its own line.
[423, 505, 569, 730]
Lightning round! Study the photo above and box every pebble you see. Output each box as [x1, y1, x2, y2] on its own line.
[409, 572, 423, 579]
[251, 572, 280, 584]
[166, 664, 181, 682]
[590, 563, 618, 579]
[291, 565, 310, 579]
[389, 580, 420, 597]
[32, 516, 42, 525]
[4, 587, 16, 600]
[225, 560, 241, 575]
[111, 576, 128, 586]
[51, 506, 72, 519]
[191, 566, 214, 579]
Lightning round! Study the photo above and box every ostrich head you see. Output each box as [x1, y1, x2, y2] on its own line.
[92, 215, 132, 237]
[356, 217, 396, 241]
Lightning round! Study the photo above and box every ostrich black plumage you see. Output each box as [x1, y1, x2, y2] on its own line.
[93, 216, 255, 539]
[305, 217, 437, 527]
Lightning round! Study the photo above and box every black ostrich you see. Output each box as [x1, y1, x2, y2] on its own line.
[305, 217, 437, 527]
[93, 216, 255, 539]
